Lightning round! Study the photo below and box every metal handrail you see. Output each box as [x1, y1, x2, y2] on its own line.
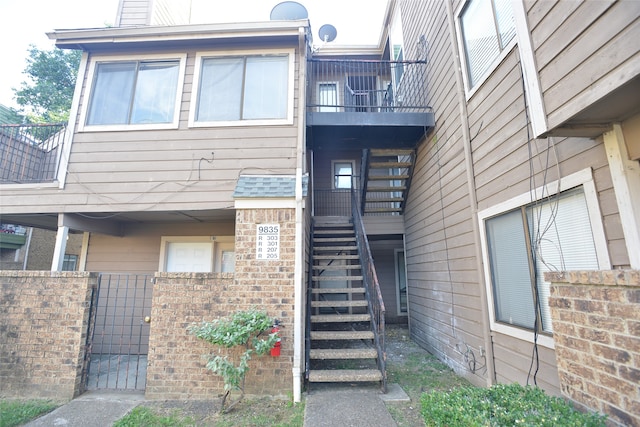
[307, 58, 430, 113]
[351, 186, 387, 392]
[304, 220, 315, 381]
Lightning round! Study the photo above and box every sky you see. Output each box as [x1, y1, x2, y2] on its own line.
[0, 0, 387, 110]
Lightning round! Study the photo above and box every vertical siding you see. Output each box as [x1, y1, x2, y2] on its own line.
[370, 240, 407, 323]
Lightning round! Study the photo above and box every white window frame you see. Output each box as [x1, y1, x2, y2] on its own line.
[189, 48, 295, 128]
[477, 168, 611, 348]
[455, 0, 517, 98]
[317, 81, 339, 112]
[332, 160, 355, 189]
[78, 53, 187, 132]
[158, 236, 234, 273]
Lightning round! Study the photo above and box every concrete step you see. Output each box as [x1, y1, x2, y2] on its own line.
[311, 300, 368, 308]
[364, 208, 403, 213]
[314, 229, 354, 235]
[364, 197, 404, 203]
[309, 348, 378, 360]
[313, 246, 358, 251]
[370, 148, 414, 157]
[365, 186, 407, 192]
[314, 237, 356, 243]
[312, 287, 365, 294]
[310, 314, 371, 323]
[313, 254, 360, 260]
[312, 264, 362, 270]
[312, 276, 363, 281]
[367, 174, 410, 180]
[369, 161, 412, 169]
[308, 369, 383, 382]
[310, 330, 374, 340]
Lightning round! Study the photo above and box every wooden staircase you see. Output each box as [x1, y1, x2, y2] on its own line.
[361, 148, 415, 215]
[307, 217, 384, 385]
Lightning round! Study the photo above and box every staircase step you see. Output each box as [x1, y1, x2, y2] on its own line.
[314, 246, 358, 251]
[310, 330, 374, 340]
[311, 314, 371, 323]
[308, 369, 383, 383]
[314, 229, 354, 234]
[311, 300, 368, 308]
[312, 264, 361, 270]
[364, 197, 404, 203]
[364, 208, 403, 213]
[368, 175, 410, 180]
[366, 186, 407, 192]
[309, 348, 378, 359]
[370, 162, 412, 168]
[312, 287, 365, 294]
[313, 254, 360, 260]
[312, 275, 363, 281]
[314, 237, 356, 243]
[370, 148, 414, 156]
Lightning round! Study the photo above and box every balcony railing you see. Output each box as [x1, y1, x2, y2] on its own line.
[307, 59, 430, 113]
[0, 123, 67, 184]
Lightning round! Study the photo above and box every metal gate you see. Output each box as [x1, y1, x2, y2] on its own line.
[85, 273, 153, 390]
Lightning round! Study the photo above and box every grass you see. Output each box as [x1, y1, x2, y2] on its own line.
[420, 383, 607, 427]
[113, 406, 195, 427]
[0, 399, 58, 427]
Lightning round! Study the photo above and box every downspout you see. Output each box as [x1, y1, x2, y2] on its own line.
[292, 25, 308, 403]
[444, 0, 496, 385]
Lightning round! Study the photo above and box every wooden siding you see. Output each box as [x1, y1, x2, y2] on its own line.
[369, 240, 407, 323]
[397, 0, 631, 393]
[84, 221, 234, 273]
[116, 0, 152, 27]
[527, 0, 640, 130]
[400, 0, 488, 387]
[0, 47, 301, 215]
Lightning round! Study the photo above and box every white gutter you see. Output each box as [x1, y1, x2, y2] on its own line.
[292, 26, 308, 403]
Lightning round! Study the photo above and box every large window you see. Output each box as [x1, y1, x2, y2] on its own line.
[459, 0, 516, 89]
[482, 183, 605, 345]
[85, 58, 184, 128]
[192, 53, 291, 125]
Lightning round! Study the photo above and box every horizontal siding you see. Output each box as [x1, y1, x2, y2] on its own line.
[492, 332, 560, 396]
[530, 0, 640, 129]
[1, 48, 301, 214]
[369, 240, 407, 323]
[401, 0, 487, 386]
[85, 221, 235, 273]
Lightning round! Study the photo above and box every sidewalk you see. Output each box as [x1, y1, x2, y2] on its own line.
[303, 382, 409, 427]
[23, 390, 144, 427]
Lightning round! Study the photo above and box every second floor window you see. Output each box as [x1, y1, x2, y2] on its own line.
[333, 161, 354, 189]
[194, 55, 289, 123]
[86, 60, 181, 126]
[459, 0, 515, 89]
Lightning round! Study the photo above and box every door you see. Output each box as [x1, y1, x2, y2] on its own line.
[166, 242, 213, 272]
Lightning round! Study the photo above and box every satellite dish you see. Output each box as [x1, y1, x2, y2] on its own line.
[318, 24, 337, 43]
[270, 1, 308, 20]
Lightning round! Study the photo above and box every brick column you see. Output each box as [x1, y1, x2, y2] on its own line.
[0, 271, 97, 400]
[546, 270, 640, 427]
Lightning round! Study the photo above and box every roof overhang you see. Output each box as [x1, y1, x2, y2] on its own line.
[47, 20, 309, 51]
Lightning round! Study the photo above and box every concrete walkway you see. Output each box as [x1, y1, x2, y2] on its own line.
[303, 383, 409, 427]
[24, 382, 408, 426]
[23, 391, 144, 427]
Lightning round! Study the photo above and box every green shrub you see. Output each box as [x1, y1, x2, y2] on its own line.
[188, 309, 278, 413]
[420, 383, 606, 427]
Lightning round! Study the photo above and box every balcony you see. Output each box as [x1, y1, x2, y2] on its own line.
[306, 59, 434, 149]
[0, 124, 67, 184]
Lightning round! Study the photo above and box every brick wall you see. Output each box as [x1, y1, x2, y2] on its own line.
[146, 207, 296, 400]
[546, 270, 640, 427]
[0, 271, 97, 400]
